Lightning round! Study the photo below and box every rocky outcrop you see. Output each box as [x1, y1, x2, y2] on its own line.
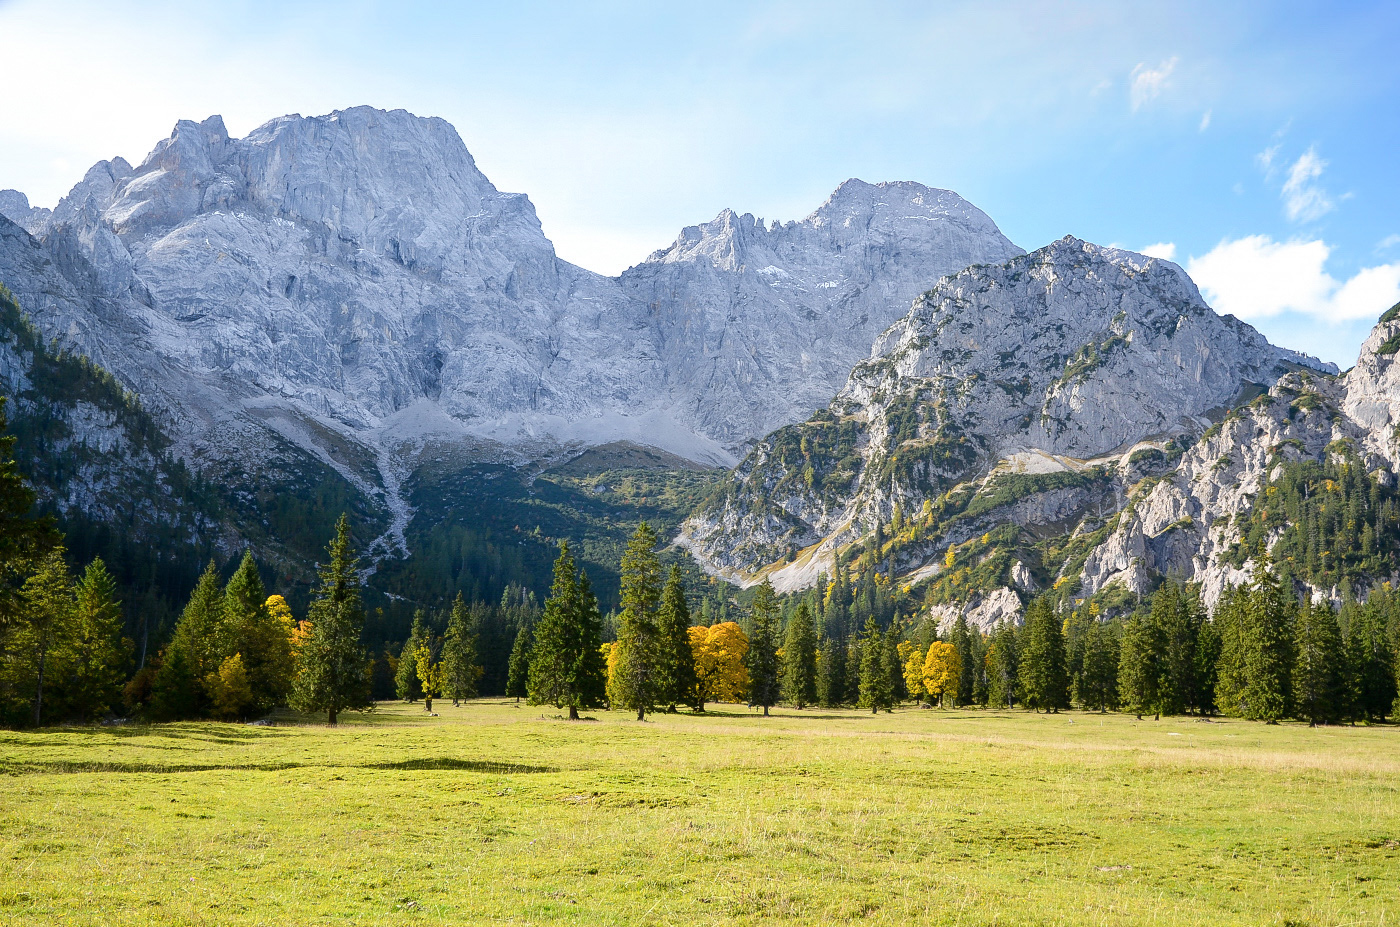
[683, 238, 1334, 589]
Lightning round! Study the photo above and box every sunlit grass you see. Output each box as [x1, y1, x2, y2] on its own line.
[1, 702, 1396, 925]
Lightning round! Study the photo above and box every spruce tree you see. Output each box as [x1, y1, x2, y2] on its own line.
[987, 621, 1019, 708]
[291, 515, 371, 725]
[1213, 585, 1250, 716]
[816, 634, 846, 707]
[1020, 598, 1069, 712]
[1155, 581, 1199, 715]
[66, 558, 129, 721]
[1243, 564, 1293, 723]
[505, 623, 533, 703]
[150, 559, 224, 719]
[528, 541, 607, 720]
[1078, 620, 1119, 711]
[1194, 613, 1222, 715]
[781, 601, 818, 708]
[857, 618, 894, 712]
[745, 580, 781, 715]
[441, 593, 482, 706]
[1346, 599, 1395, 721]
[655, 566, 697, 712]
[1118, 610, 1164, 720]
[611, 523, 664, 720]
[0, 396, 59, 628]
[222, 551, 294, 712]
[9, 549, 75, 727]
[951, 614, 976, 707]
[396, 612, 428, 702]
[1293, 599, 1345, 726]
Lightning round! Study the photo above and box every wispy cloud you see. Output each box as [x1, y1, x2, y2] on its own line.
[1281, 146, 1332, 222]
[1375, 233, 1400, 253]
[1140, 242, 1176, 261]
[1188, 235, 1400, 322]
[1198, 110, 1211, 132]
[1129, 57, 1178, 111]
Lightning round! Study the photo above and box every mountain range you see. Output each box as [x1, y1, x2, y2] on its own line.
[2, 105, 1394, 633]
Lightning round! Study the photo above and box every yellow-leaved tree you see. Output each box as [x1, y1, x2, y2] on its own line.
[206, 653, 254, 721]
[922, 642, 961, 707]
[690, 622, 748, 710]
[898, 642, 927, 702]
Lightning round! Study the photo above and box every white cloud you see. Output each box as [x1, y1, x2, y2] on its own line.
[1255, 143, 1280, 175]
[1187, 235, 1400, 322]
[1281, 146, 1333, 222]
[1198, 110, 1211, 132]
[1129, 57, 1178, 111]
[1376, 233, 1400, 253]
[1140, 242, 1176, 261]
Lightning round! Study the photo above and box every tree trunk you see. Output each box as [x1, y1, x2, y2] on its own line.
[33, 647, 46, 728]
[871, 706, 877, 715]
[696, 700, 705, 713]
[763, 705, 769, 717]
[636, 707, 645, 721]
[425, 696, 433, 713]
[568, 705, 579, 720]
[328, 707, 338, 726]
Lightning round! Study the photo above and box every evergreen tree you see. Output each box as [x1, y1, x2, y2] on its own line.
[857, 618, 894, 712]
[5, 550, 74, 726]
[65, 558, 129, 721]
[1346, 597, 1395, 721]
[149, 559, 224, 719]
[1077, 619, 1119, 711]
[781, 601, 818, 708]
[441, 593, 483, 706]
[1243, 564, 1294, 723]
[396, 612, 428, 702]
[1118, 610, 1164, 719]
[1293, 599, 1345, 726]
[1019, 598, 1069, 712]
[816, 633, 846, 707]
[655, 566, 697, 712]
[222, 551, 294, 713]
[291, 515, 371, 725]
[505, 623, 533, 703]
[1155, 581, 1199, 715]
[1214, 585, 1250, 717]
[745, 580, 781, 715]
[0, 396, 59, 628]
[951, 614, 976, 707]
[528, 541, 607, 720]
[610, 523, 664, 720]
[987, 622, 1019, 708]
[970, 630, 990, 706]
[1194, 613, 1222, 715]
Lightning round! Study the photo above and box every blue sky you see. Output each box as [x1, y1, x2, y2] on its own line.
[1, 0, 1397, 366]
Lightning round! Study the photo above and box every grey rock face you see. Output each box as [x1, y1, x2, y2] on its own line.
[682, 237, 1335, 588]
[0, 109, 1024, 552]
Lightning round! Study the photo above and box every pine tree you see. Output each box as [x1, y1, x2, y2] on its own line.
[610, 523, 664, 720]
[655, 566, 697, 712]
[396, 612, 428, 702]
[857, 618, 894, 712]
[291, 515, 371, 725]
[505, 623, 532, 703]
[441, 593, 483, 706]
[1019, 598, 1069, 712]
[65, 558, 129, 721]
[1214, 585, 1249, 717]
[1194, 613, 1222, 715]
[1243, 564, 1293, 723]
[781, 601, 818, 708]
[528, 541, 607, 720]
[1118, 610, 1164, 720]
[745, 580, 781, 715]
[1154, 581, 1199, 715]
[1293, 599, 1345, 726]
[1078, 620, 1119, 711]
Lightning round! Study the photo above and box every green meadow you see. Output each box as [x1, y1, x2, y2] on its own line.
[2, 702, 1396, 926]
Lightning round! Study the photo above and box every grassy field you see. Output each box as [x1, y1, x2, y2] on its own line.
[1, 702, 1397, 926]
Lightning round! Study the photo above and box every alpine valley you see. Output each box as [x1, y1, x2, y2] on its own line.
[3, 104, 1398, 650]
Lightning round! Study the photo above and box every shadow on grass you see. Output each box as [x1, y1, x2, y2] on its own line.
[692, 709, 861, 721]
[1, 757, 557, 776]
